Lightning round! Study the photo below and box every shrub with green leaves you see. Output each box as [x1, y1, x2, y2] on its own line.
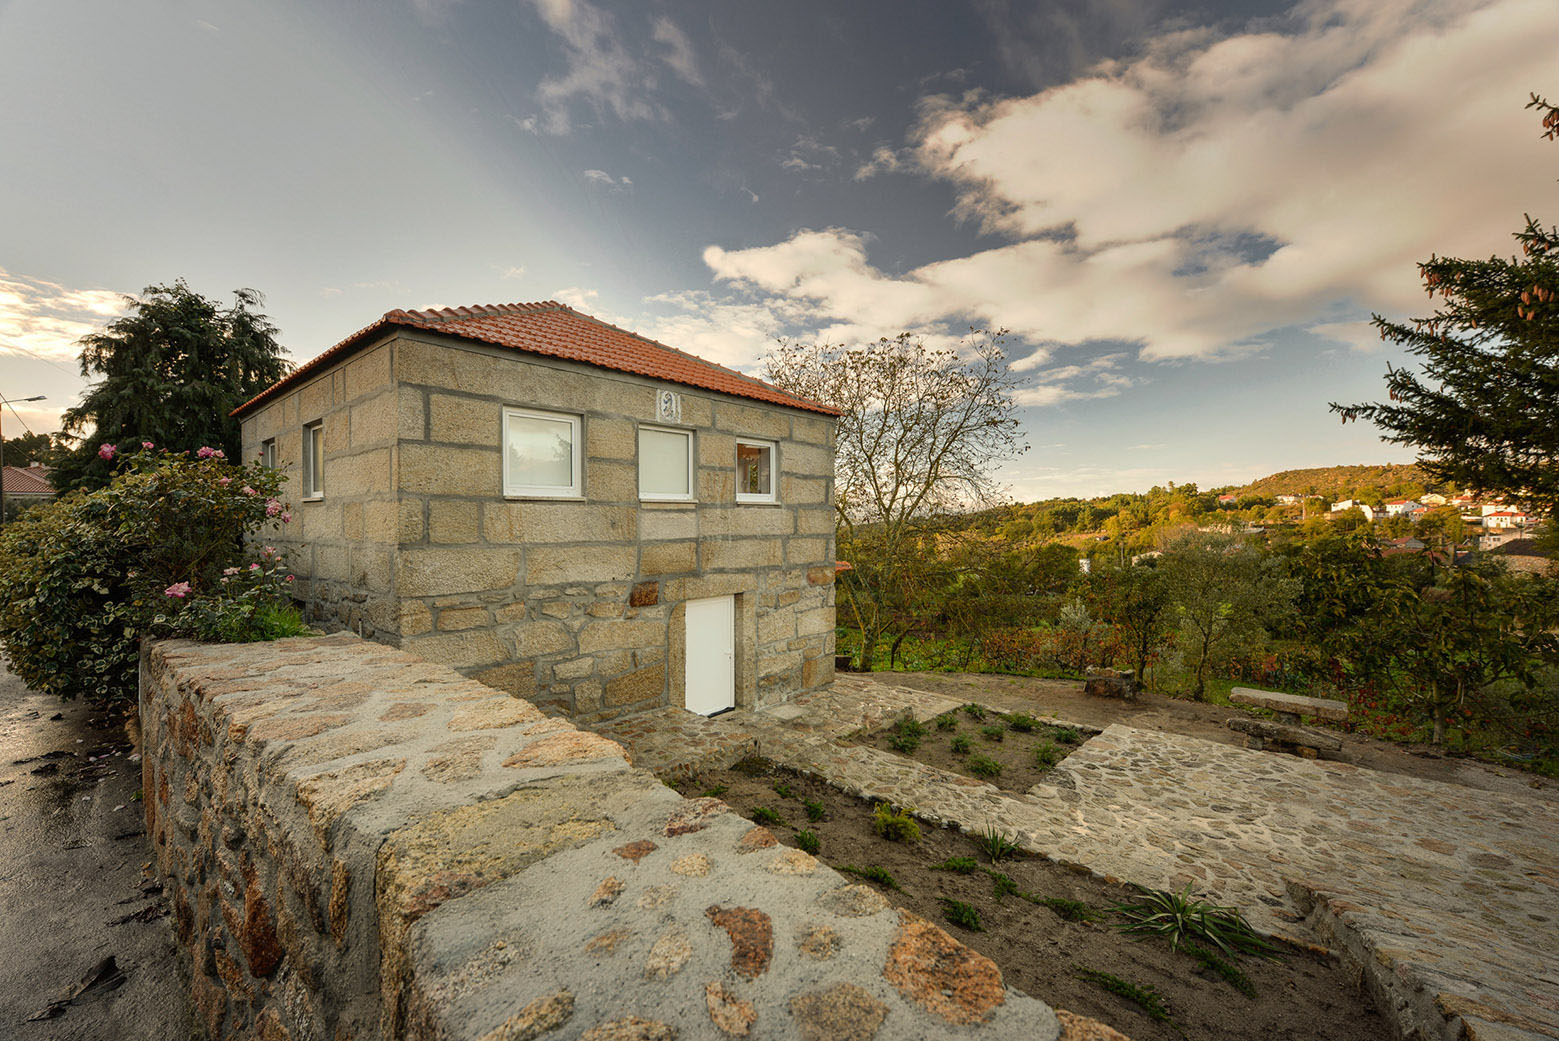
[1052, 726, 1084, 745]
[950, 735, 972, 754]
[975, 826, 1020, 862]
[961, 703, 986, 721]
[933, 712, 958, 731]
[839, 864, 899, 889]
[966, 753, 1002, 778]
[980, 725, 1005, 742]
[803, 799, 826, 822]
[887, 730, 921, 753]
[1039, 896, 1102, 922]
[871, 802, 921, 842]
[991, 872, 1019, 900]
[1033, 742, 1060, 769]
[941, 899, 983, 931]
[0, 445, 297, 705]
[1075, 968, 1176, 1027]
[1113, 884, 1280, 957]
[1006, 713, 1038, 732]
[771, 780, 794, 798]
[932, 855, 978, 873]
[795, 829, 821, 855]
[752, 806, 785, 827]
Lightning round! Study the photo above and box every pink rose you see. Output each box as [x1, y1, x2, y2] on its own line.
[212, 449, 225, 459]
[196, 446, 215, 459]
[249, 563, 261, 571]
[241, 486, 257, 496]
[141, 441, 154, 450]
[163, 581, 192, 598]
[222, 567, 240, 576]
[285, 574, 295, 583]
[218, 477, 232, 486]
[279, 511, 292, 524]
[98, 443, 117, 460]
[265, 500, 282, 517]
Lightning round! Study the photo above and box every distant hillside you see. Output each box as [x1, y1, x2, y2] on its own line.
[1231, 464, 1434, 501]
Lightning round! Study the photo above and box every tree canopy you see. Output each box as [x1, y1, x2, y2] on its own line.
[53, 280, 291, 490]
[1334, 94, 1559, 517]
[765, 330, 1026, 669]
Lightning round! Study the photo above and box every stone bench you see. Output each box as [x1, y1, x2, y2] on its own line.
[1229, 686, 1347, 725]
[1226, 716, 1343, 759]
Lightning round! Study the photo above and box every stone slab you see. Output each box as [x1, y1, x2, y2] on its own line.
[1229, 686, 1348, 721]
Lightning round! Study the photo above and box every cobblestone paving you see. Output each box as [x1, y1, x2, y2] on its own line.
[599, 677, 1559, 1041]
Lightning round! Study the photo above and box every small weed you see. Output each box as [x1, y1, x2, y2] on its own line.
[1033, 742, 1060, 769]
[1038, 896, 1103, 922]
[975, 826, 1021, 863]
[932, 856, 979, 874]
[941, 899, 984, 931]
[950, 735, 972, 754]
[752, 806, 785, 827]
[871, 802, 921, 842]
[771, 780, 794, 799]
[933, 712, 959, 731]
[1076, 967, 1178, 1030]
[839, 864, 900, 889]
[1006, 713, 1038, 732]
[887, 730, 921, 754]
[966, 753, 1002, 778]
[991, 872, 1020, 900]
[961, 703, 987, 721]
[795, 829, 821, 855]
[980, 725, 1005, 743]
[1114, 885, 1280, 958]
[700, 784, 729, 798]
[803, 799, 826, 822]
[893, 714, 927, 739]
[1182, 940, 1257, 998]
[1052, 726, 1084, 745]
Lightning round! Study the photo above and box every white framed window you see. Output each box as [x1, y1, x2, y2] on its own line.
[504, 407, 582, 498]
[261, 438, 278, 469]
[735, 438, 777, 503]
[302, 422, 324, 499]
[638, 425, 694, 502]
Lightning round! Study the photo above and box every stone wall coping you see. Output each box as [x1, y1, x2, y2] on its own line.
[142, 633, 1056, 1041]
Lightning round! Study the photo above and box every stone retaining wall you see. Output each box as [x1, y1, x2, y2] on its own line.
[142, 634, 1060, 1040]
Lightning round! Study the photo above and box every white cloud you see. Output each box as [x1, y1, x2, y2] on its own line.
[651, 16, 703, 88]
[496, 265, 527, 280]
[1308, 319, 1384, 352]
[526, 1, 700, 134]
[698, 0, 1559, 364]
[582, 168, 633, 191]
[853, 145, 904, 180]
[0, 268, 124, 362]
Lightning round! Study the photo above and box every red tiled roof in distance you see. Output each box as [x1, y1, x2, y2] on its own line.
[1, 465, 55, 494]
[232, 301, 838, 418]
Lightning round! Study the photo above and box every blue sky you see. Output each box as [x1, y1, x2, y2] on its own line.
[2, 0, 1554, 498]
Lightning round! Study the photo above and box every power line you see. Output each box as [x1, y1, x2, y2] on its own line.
[0, 341, 80, 378]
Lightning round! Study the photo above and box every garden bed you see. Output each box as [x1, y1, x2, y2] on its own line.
[683, 759, 1391, 1041]
[843, 705, 1093, 794]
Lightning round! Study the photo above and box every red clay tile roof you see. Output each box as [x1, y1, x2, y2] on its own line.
[1, 465, 55, 495]
[232, 300, 837, 418]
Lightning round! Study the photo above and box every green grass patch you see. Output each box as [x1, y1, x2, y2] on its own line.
[966, 753, 1002, 778]
[871, 802, 921, 842]
[751, 806, 785, 827]
[838, 863, 900, 889]
[941, 899, 984, 931]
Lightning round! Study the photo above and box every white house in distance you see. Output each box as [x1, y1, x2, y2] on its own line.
[1383, 499, 1421, 517]
[1331, 499, 1376, 521]
[1484, 509, 1529, 531]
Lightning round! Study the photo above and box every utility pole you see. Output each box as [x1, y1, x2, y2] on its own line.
[0, 394, 47, 527]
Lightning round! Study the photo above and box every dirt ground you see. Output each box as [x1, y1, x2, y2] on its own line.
[689, 759, 1393, 1041]
[842, 707, 1087, 795]
[877, 670, 1554, 797]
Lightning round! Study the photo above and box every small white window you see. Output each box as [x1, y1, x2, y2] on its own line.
[302, 423, 324, 499]
[261, 438, 278, 469]
[736, 439, 776, 503]
[638, 425, 693, 501]
[504, 407, 581, 498]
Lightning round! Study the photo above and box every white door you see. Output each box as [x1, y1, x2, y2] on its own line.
[685, 596, 735, 715]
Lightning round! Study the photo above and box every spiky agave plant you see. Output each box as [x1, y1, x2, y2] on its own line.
[1113, 885, 1280, 958]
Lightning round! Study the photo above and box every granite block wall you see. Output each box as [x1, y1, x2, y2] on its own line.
[140, 634, 1060, 1041]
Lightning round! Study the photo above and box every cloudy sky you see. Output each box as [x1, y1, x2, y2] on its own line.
[2, 0, 1553, 498]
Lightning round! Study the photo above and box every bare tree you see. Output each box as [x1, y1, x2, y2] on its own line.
[765, 331, 1027, 669]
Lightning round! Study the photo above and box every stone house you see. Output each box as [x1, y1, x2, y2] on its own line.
[232, 300, 839, 721]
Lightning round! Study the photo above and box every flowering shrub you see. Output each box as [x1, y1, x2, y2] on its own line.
[0, 446, 305, 705]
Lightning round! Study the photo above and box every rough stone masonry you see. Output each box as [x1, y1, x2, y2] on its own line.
[141, 633, 1061, 1040]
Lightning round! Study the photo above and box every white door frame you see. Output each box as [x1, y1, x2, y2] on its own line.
[684, 595, 735, 715]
